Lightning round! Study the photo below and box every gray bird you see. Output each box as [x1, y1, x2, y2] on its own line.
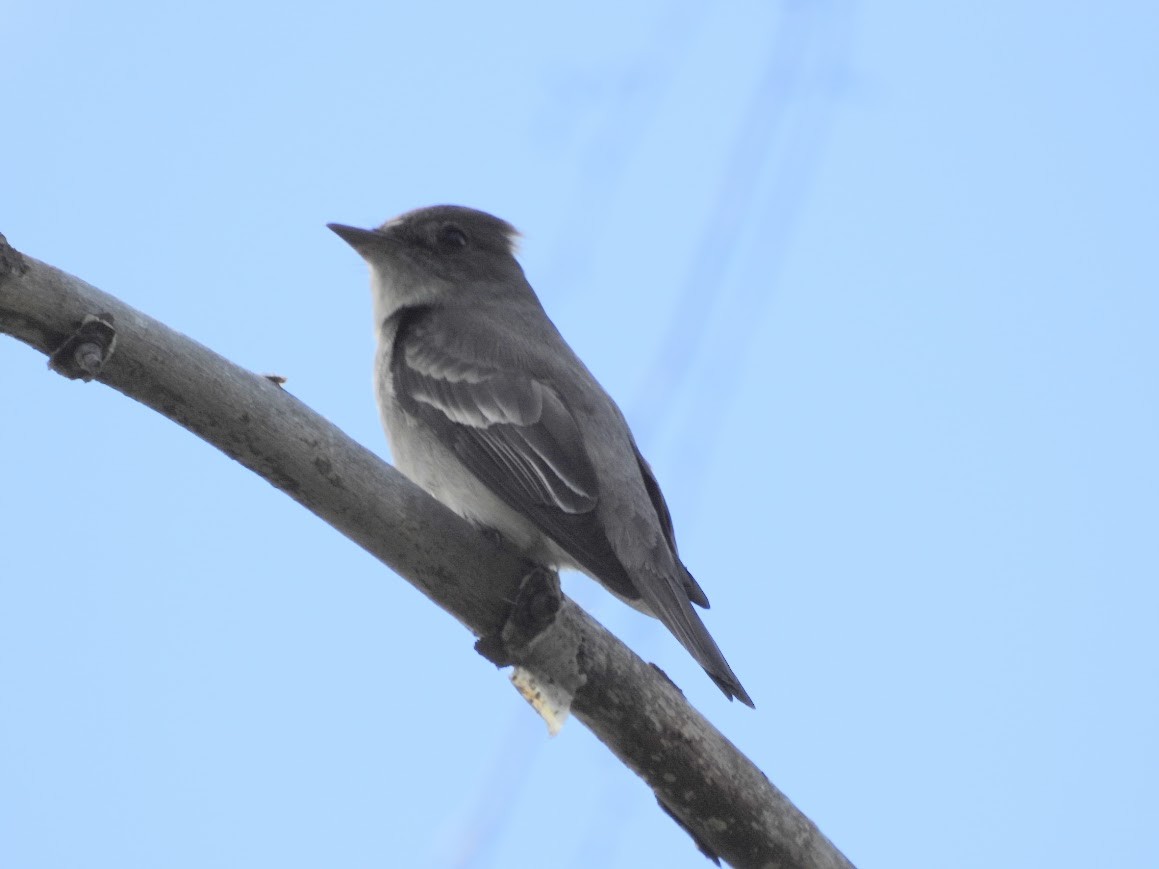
[329, 205, 753, 707]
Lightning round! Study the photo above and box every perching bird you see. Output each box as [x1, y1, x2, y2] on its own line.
[329, 206, 753, 707]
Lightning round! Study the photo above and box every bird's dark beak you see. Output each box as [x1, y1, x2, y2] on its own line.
[327, 223, 386, 253]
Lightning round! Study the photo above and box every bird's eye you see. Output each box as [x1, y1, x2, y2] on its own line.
[439, 224, 469, 249]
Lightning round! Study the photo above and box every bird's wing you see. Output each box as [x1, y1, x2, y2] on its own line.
[391, 308, 641, 601]
[394, 307, 752, 705]
[632, 445, 710, 609]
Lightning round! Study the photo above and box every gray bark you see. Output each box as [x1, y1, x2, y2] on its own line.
[0, 233, 855, 869]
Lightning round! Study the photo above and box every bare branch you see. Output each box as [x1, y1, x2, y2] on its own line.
[0, 233, 855, 869]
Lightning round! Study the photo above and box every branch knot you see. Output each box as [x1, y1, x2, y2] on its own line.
[48, 314, 118, 381]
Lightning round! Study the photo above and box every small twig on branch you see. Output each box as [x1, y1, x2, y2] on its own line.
[0, 232, 855, 869]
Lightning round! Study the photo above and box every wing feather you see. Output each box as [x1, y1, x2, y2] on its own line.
[392, 311, 637, 601]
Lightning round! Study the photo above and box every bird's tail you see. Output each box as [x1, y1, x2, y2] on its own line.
[639, 570, 755, 708]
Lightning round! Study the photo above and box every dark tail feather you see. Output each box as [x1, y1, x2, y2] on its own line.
[681, 566, 711, 609]
[639, 571, 755, 708]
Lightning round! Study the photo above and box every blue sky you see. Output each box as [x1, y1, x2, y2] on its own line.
[3, 2, 1157, 867]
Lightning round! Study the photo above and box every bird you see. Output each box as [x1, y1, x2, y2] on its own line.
[328, 205, 753, 707]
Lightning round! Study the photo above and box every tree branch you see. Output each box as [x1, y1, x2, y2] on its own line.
[0, 232, 854, 869]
